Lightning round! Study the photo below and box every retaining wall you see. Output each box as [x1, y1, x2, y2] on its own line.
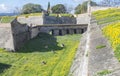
[43, 16, 76, 24]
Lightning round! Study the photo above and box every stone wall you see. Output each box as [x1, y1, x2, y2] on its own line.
[31, 27, 39, 38]
[0, 23, 14, 51]
[17, 16, 43, 25]
[11, 19, 30, 50]
[43, 16, 76, 24]
[38, 24, 88, 36]
[77, 13, 89, 24]
[91, 6, 112, 12]
[17, 15, 76, 25]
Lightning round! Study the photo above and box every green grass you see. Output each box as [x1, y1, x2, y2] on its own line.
[94, 70, 112, 76]
[0, 33, 81, 76]
[92, 8, 120, 24]
[1, 16, 16, 23]
[18, 13, 42, 17]
[49, 14, 73, 17]
[96, 45, 106, 49]
[115, 44, 120, 61]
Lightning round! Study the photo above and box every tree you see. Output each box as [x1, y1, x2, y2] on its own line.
[100, 0, 120, 6]
[21, 3, 43, 14]
[75, 1, 98, 14]
[51, 4, 67, 14]
[47, 2, 51, 14]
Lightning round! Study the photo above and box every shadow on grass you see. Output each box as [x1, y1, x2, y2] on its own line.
[17, 33, 63, 53]
[0, 63, 11, 74]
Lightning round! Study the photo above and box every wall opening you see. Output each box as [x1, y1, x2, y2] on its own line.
[59, 29, 62, 35]
[66, 29, 70, 34]
[51, 29, 54, 35]
[81, 29, 84, 34]
[74, 29, 77, 34]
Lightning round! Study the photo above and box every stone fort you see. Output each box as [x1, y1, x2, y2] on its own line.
[0, 6, 112, 51]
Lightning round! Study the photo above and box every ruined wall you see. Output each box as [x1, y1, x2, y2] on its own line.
[17, 16, 43, 25]
[11, 19, 30, 50]
[43, 16, 76, 24]
[31, 27, 39, 38]
[0, 23, 14, 51]
[38, 24, 88, 36]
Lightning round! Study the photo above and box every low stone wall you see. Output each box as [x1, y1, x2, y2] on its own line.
[11, 19, 30, 50]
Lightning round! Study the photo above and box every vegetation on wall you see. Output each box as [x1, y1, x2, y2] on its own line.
[92, 8, 120, 24]
[51, 4, 67, 14]
[21, 3, 43, 14]
[0, 33, 81, 76]
[103, 22, 120, 61]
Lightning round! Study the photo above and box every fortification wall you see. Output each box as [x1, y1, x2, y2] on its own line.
[17, 15, 76, 25]
[43, 16, 76, 24]
[77, 13, 89, 24]
[11, 19, 30, 50]
[0, 23, 14, 51]
[38, 24, 88, 36]
[17, 16, 43, 25]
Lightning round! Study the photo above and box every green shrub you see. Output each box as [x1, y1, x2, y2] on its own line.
[96, 45, 106, 49]
[95, 70, 111, 76]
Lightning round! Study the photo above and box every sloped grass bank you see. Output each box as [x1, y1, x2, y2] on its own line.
[0, 33, 81, 76]
[103, 22, 120, 61]
[1, 16, 16, 23]
[92, 8, 120, 24]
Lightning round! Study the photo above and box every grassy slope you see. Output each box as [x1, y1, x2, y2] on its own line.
[93, 8, 120, 61]
[1, 16, 16, 23]
[92, 8, 120, 24]
[18, 13, 42, 17]
[0, 33, 81, 76]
